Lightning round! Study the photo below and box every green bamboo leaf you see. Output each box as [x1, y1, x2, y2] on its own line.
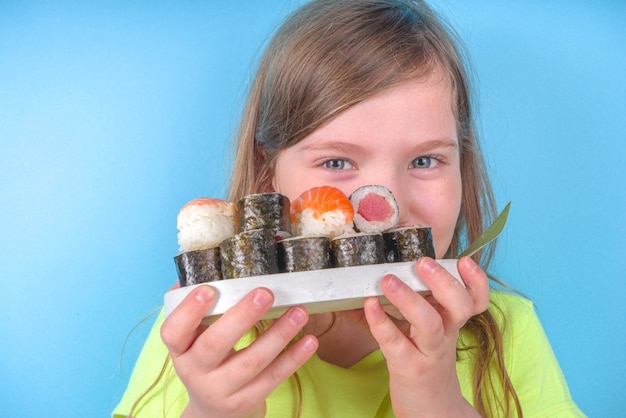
[458, 201, 511, 258]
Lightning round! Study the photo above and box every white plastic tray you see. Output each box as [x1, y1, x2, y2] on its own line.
[164, 259, 461, 324]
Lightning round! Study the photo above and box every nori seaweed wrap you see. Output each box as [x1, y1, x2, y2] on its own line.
[277, 236, 331, 273]
[174, 247, 223, 286]
[383, 226, 435, 262]
[237, 192, 291, 238]
[331, 233, 386, 268]
[220, 228, 279, 279]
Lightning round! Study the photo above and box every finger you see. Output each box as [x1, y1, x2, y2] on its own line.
[238, 313, 319, 400]
[237, 334, 318, 403]
[220, 306, 310, 388]
[190, 287, 275, 370]
[364, 295, 409, 352]
[457, 256, 490, 314]
[416, 257, 475, 332]
[161, 285, 217, 358]
[375, 275, 445, 353]
[364, 295, 438, 382]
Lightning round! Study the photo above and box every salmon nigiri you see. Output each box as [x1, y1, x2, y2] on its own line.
[290, 186, 355, 238]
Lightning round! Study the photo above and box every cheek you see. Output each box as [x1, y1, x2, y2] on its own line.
[423, 185, 462, 258]
[273, 154, 305, 201]
[431, 217, 458, 258]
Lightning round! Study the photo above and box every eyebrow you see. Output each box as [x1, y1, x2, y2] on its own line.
[300, 138, 458, 154]
[413, 138, 459, 153]
[299, 141, 363, 154]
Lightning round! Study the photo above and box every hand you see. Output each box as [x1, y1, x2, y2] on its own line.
[161, 285, 319, 418]
[363, 256, 489, 418]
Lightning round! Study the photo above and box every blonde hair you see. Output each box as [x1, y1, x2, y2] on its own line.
[227, 0, 522, 416]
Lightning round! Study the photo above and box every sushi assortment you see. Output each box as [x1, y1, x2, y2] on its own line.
[174, 185, 435, 287]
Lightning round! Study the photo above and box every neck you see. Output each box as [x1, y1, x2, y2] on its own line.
[305, 310, 380, 368]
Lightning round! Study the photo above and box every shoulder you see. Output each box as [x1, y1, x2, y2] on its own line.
[486, 292, 586, 416]
[459, 290, 541, 360]
[487, 290, 549, 355]
[489, 289, 534, 318]
[487, 290, 538, 336]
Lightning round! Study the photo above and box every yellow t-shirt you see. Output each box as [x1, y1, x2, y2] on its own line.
[113, 291, 585, 417]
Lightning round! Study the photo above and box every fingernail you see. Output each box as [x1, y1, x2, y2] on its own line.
[287, 306, 307, 326]
[195, 286, 215, 303]
[302, 336, 318, 353]
[365, 296, 384, 313]
[420, 257, 438, 274]
[463, 256, 479, 272]
[252, 289, 272, 308]
[384, 275, 402, 293]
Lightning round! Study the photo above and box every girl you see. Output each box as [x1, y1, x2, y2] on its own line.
[114, 1, 583, 416]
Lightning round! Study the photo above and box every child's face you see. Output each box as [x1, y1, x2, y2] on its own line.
[273, 72, 462, 258]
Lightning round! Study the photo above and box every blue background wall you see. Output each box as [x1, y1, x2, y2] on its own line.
[1, 1, 624, 416]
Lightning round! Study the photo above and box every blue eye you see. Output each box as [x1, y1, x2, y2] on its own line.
[323, 159, 353, 170]
[411, 156, 435, 169]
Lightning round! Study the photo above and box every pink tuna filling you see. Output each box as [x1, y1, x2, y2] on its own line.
[357, 194, 394, 221]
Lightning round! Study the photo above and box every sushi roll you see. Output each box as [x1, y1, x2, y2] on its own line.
[349, 185, 399, 233]
[219, 228, 279, 279]
[174, 198, 237, 286]
[383, 226, 435, 262]
[174, 248, 222, 286]
[290, 186, 355, 239]
[277, 236, 331, 273]
[237, 192, 291, 239]
[330, 233, 386, 268]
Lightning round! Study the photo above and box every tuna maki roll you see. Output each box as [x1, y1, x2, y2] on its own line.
[349, 185, 399, 233]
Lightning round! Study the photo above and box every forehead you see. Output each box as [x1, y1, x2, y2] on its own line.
[308, 72, 456, 140]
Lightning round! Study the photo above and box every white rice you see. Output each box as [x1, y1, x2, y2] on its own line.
[293, 208, 355, 239]
[177, 200, 237, 252]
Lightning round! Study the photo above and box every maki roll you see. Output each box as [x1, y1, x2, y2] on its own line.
[220, 228, 279, 279]
[237, 192, 291, 239]
[383, 226, 435, 262]
[290, 186, 355, 239]
[330, 233, 386, 268]
[175, 248, 222, 286]
[174, 198, 238, 286]
[349, 185, 399, 233]
[277, 236, 331, 273]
